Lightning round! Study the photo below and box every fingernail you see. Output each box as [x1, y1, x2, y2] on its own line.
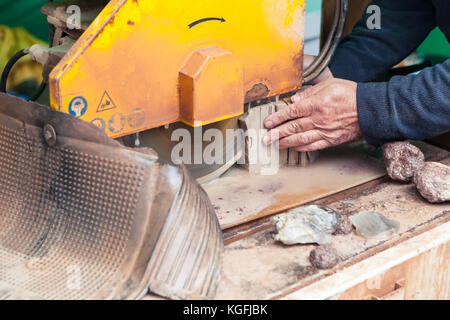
[263, 134, 270, 145]
[265, 120, 273, 128]
[291, 95, 300, 102]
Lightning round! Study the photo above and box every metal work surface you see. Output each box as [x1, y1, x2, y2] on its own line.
[215, 157, 450, 299]
[204, 142, 387, 229]
[204, 141, 448, 230]
[144, 155, 450, 300]
[0, 94, 223, 300]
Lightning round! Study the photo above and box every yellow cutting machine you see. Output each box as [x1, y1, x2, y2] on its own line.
[0, 0, 347, 300]
[9, 0, 346, 180]
[49, 0, 307, 135]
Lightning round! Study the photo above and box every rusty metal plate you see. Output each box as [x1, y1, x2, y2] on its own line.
[0, 93, 223, 300]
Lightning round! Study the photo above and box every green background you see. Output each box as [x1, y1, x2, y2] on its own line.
[0, 0, 49, 42]
[417, 28, 450, 64]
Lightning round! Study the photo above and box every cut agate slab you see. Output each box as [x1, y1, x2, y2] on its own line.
[349, 211, 399, 238]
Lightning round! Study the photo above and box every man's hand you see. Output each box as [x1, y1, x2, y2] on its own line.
[263, 78, 363, 152]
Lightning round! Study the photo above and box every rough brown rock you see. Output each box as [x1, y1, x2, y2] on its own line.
[309, 244, 340, 269]
[382, 141, 425, 182]
[333, 215, 354, 235]
[413, 162, 450, 203]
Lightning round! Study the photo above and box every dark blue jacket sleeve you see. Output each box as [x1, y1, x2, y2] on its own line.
[327, 0, 449, 145]
[357, 60, 450, 146]
[329, 0, 436, 82]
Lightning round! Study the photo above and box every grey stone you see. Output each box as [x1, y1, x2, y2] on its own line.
[413, 162, 450, 203]
[349, 211, 399, 238]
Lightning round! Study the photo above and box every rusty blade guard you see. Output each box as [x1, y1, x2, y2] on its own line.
[0, 93, 223, 300]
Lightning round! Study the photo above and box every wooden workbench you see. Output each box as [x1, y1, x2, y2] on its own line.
[146, 144, 450, 300]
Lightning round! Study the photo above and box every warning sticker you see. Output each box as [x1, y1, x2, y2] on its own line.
[91, 118, 106, 132]
[69, 96, 87, 118]
[108, 113, 125, 134]
[128, 108, 146, 128]
[97, 91, 117, 112]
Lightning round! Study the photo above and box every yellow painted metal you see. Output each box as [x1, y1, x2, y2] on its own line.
[179, 46, 244, 126]
[49, 0, 306, 138]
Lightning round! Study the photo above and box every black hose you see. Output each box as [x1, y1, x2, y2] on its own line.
[0, 48, 48, 101]
[1, 0, 55, 100]
[0, 48, 29, 93]
[0, 49, 49, 102]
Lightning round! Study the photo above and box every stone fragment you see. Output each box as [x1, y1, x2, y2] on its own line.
[239, 102, 278, 175]
[349, 211, 399, 238]
[271, 205, 341, 245]
[413, 162, 450, 203]
[309, 244, 340, 269]
[382, 141, 425, 182]
[333, 215, 354, 235]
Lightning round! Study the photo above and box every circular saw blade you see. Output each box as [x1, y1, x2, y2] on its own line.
[124, 117, 243, 184]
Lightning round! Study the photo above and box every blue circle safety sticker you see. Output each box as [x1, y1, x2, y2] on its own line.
[91, 118, 106, 131]
[68, 96, 88, 117]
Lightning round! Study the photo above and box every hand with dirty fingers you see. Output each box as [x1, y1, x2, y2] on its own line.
[263, 78, 363, 152]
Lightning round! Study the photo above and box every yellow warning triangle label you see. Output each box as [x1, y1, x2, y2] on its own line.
[97, 91, 117, 112]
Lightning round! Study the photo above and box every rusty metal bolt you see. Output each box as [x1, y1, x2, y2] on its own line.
[43, 124, 57, 146]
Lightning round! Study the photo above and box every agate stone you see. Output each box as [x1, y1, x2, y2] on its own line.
[271, 205, 341, 245]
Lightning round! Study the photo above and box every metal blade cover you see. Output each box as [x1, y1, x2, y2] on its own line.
[0, 93, 223, 300]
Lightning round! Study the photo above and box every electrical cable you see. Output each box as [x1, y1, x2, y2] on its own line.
[0, 48, 30, 94]
[0, 0, 55, 100]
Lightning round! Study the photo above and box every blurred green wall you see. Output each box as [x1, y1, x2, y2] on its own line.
[417, 28, 450, 64]
[0, 0, 49, 42]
